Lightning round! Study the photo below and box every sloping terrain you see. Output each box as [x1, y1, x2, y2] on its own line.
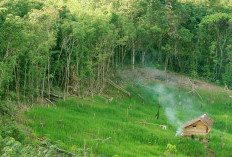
[18, 68, 232, 157]
[119, 67, 222, 91]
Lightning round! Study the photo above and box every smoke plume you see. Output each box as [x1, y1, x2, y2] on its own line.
[137, 83, 202, 136]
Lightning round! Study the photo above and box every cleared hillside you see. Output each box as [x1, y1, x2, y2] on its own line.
[17, 69, 232, 157]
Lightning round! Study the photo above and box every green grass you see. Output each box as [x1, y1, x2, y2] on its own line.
[22, 83, 232, 156]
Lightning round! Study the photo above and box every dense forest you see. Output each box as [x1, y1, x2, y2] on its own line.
[1, 0, 232, 100]
[2, 0, 232, 156]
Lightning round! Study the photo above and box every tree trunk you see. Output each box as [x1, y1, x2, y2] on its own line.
[165, 55, 169, 72]
[142, 51, 146, 66]
[47, 54, 51, 100]
[132, 38, 135, 70]
[15, 63, 21, 104]
[41, 65, 46, 105]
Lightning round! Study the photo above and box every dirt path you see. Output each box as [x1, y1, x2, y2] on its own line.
[201, 138, 215, 157]
[207, 147, 215, 157]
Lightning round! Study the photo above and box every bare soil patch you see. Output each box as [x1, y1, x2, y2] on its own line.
[119, 67, 222, 91]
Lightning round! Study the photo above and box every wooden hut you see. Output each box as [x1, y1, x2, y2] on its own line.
[182, 114, 214, 136]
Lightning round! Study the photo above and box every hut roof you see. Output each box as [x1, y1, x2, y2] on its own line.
[183, 114, 214, 128]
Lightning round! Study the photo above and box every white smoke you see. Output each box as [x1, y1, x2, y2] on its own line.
[150, 84, 183, 136]
[150, 84, 202, 136]
[135, 79, 202, 136]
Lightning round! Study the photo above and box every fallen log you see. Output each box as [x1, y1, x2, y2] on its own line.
[43, 91, 64, 103]
[106, 79, 131, 97]
[55, 147, 75, 156]
[188, 78, 203, 101]
[50, 93, 63, 99]
[45, 98, 55, 105]
[43, 91, 64, 99]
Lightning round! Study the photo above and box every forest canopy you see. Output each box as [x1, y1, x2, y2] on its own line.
[1, 0, 232, 101]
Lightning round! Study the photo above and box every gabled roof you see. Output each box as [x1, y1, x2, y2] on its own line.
[183, 114, 214, 128]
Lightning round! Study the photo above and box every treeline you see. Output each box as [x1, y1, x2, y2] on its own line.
[0, 0, 232, 101]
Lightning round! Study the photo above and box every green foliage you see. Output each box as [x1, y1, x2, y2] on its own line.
[23, 84, 232, 156]
[1, 0, 232, 101]
[1, 0, 232, 155]
[0, 135, 63, 157]
[165, 143, 177, 155]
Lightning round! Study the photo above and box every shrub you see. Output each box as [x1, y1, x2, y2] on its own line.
[165, 143, 177, 155]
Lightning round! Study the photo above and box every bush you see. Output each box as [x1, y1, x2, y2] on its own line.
[0, 136, 61, 157]
[0, 123, 26, 142]
[0, 100, 18, 116]
[0, 102, 9, 115]
[165, 143, 177, 155]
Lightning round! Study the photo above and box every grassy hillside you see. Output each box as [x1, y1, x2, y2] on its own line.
[20, 82, 232, 156]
